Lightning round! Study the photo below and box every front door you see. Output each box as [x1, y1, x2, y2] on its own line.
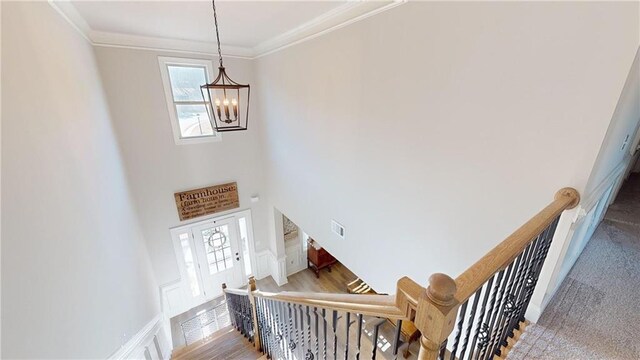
[191, 217, 245, 299]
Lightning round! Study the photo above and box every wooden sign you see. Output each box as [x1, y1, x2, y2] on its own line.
[174, 182, 239, 221]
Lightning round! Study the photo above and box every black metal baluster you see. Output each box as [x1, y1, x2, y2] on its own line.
[315, 307, 320, 359]
[392, 319, 402, 360]
[300, 304, 306, 358]
[344, 312, 351, 360]
[519, 217, 560, 320]
[439, 339, 448, 360]
[270, 300, 280, 359]
[280, 301, 289, 360]
[247, 296, 256, 344]
[245, 296, 250, 337]
[332, 310, 338, 360]
[449, 300, 468, 359]
[265, 300, 274, 358]
[273, 300, 280, 359]
[258, 298, 268, 357]
[497, 241, 536, 356]
[507, 236, 539, 336]
[472, 270, 504, 359]
[242, 296, 247, 336]
[371, 319, 382, 360]
[355, 314, 363, 360]
[266, 299, 274, 359]
[291, 305, 300, 358]
[307, 306, 313, 360]
[500, 235, 540, 345]
[481, 261, 515, 360]
[488, 254, 523, 358]
[289, 302, 295, 360]
[323, 308, 328, 360]
[261, 299, 269, 358]
[468, 280, 496, 360]
[459, 287, 482, 360]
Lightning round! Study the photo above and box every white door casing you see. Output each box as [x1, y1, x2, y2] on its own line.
[169, 210, 256, 313]
[191, 217, 245, 298]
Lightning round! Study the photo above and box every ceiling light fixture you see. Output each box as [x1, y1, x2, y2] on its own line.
[201, 0, 250, 132]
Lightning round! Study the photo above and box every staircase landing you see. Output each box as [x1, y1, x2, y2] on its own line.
[171, 326, 262, 360]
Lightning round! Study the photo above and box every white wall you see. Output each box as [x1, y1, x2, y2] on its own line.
[584, 49, 640, 198]
[1, 2, 160, 358]
[536, 48, 640, 312]
[93, 47, 269, 286]
[255, 1, 639, 303]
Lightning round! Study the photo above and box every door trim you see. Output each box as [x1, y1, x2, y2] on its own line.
[169, 209, 257, 311]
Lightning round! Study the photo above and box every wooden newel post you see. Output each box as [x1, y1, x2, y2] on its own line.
[247, 276, 262, 351]
[414, 273, 459, 360]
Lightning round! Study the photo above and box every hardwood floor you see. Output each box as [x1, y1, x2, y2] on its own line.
[171, 263, 421, 359]
[256, 262, 358, 293]
[256, 264, 420, 359]
[171, 326, 262, 360]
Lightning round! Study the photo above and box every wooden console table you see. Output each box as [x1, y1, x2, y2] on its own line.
[307, 239, 337, 278]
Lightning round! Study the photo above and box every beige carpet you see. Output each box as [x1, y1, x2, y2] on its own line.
[507, 173, 640, 360]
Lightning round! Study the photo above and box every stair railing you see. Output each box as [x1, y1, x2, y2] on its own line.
[223, 187, 580, 360]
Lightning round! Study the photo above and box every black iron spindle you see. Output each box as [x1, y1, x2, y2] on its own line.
[344, 312, 352, 360]
[449, 299, 469, 359]
[503, 238, 536, 338]
[392, 319, 402, 360]
[439, 339, 448, 360]
[518, 216, 560, 320]
[481, 261, 516, 360]
[323, 308, 328, 360]
[471, 272, 502, 360]
[371, 319, 383, 360]
[307, 306, 313, 360]
[332, 310, 338, 360]
[355, 314, 363, 360]
[300, 304, 306, 358]
[487, 254, 523, 358]
[496, 241, 536, 356]
[315, 307, 320, 359]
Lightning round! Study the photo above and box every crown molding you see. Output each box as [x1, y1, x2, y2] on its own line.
[47, 0, 92, 43]
[90, 30, 254, 59]
[48, 0, 406, 59]
[253, 0, 406, 58]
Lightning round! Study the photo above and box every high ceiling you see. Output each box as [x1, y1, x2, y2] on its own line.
[56, 1, 401, 56]
[71, 1, 345, 48]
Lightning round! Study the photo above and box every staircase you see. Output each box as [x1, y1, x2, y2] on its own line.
[175, 187, 579, 360]
[171, 326, 263, 360]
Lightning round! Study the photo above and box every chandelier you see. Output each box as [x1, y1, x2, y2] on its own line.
[201, 0, 250, 132]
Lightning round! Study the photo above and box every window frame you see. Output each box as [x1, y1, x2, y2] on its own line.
[158, 56, 221, 145]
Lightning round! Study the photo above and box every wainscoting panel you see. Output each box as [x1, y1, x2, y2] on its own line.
[160, 280, 189, 319]
[109, 314, 171, 360]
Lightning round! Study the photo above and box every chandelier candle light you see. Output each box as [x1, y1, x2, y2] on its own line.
[201, 0, 250, 132]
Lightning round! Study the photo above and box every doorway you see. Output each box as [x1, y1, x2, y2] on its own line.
[171, 210, 256, 308]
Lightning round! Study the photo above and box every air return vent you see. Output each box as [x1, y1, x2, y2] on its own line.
[331, 220, 345, 239]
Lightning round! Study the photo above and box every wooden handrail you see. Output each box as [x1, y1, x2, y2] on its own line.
[224, 287, 250, 296]
[221, 187, 580, 360]
[252, 290, 409, 319]
[454, 187, 579, 303]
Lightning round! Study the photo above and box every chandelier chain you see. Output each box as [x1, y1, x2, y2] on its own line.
[211, 0, 224, 68]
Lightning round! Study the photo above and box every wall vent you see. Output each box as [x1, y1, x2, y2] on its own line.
[331, 220, 345, 239]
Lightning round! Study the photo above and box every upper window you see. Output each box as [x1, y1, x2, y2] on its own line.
[158, 57, 221, 144]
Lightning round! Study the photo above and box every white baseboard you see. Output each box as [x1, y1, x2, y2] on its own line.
[270, 252, 288, 286]
[108, 313, 171, 360]
[255, 249, 288, 286]
[525, 303, 542, 323]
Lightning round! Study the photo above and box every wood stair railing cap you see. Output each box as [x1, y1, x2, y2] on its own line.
[426, 273, 457, 307]
[555, 187, 580, 209]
